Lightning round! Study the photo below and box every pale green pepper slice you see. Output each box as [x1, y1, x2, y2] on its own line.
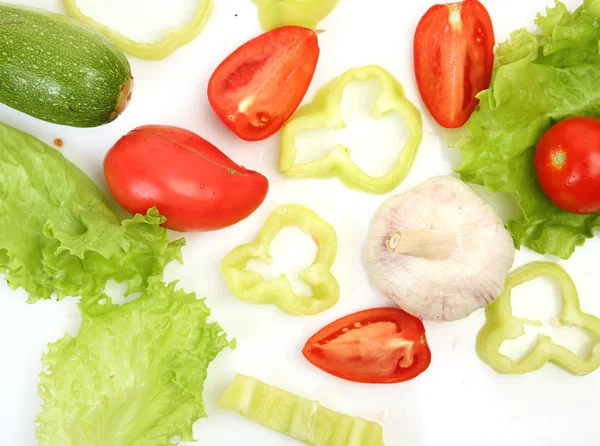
[218, 374, 385, 446]
[220, 204, 339, 316]
[252, 0, 339, 31]
[279, 65, 422, 194]
[64, 0, 212, 60]
[477, 261, 600, 375]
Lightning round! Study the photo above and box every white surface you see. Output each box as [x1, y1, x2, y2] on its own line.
[1, 0, 598, 445]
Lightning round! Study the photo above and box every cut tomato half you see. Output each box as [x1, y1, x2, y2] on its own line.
[413, 0, 495, 128]
[302, 307, 431, 384]
[208, 26, 320, 142]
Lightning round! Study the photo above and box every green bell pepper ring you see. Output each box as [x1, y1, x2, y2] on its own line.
[477, 261, 600, 375]
[220, 204, 339, 316]
[279, 65, 423, 194]
[64, 0, 212, 60]
[218, 374, 385, 446]
[252, 0, 339, 31]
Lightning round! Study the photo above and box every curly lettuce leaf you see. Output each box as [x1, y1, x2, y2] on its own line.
[0, 122, 183, 310]
[456, 0, 600, 259]
[37, 277, 235, 446]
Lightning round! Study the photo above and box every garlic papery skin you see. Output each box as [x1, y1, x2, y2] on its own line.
[364, 176, 515, 321]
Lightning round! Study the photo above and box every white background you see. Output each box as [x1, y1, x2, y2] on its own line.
[1, 0, 598, 445]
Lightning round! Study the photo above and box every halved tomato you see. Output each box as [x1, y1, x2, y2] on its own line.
[302, 307, 431, 384]
[207, 26, 320, 142]
[414, 0, 495, 128]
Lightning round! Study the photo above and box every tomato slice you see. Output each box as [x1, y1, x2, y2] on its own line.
[208, 26, 320, 142]
[413, 0, 495, 128]
[302, 307, 431, 384]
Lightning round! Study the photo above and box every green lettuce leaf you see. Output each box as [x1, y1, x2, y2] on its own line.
[456, 0, 600, 259]
[36, 277, 235, 446]
[0, 122, 183, 311]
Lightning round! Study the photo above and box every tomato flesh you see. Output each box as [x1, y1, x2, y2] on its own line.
[208, 26, 320, 142]
[315, 322, 415, 376]
[534, 116, 600, 214]
[414, 0, 495, 128]
[302, 308, 431, 384]
[103, 125, 269, 232]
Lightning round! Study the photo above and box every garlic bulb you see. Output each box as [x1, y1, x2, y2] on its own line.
[364, 176, 515, 321]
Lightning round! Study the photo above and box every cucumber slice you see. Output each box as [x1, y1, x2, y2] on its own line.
[218, 375, 385, 445]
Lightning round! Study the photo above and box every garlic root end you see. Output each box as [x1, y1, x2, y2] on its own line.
[386, 229, 457, 261]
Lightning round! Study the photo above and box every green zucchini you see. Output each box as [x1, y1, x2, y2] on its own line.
[0, 3, 133, 127]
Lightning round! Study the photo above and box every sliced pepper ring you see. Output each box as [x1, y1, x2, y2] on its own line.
[252, 0, 339, 31]
[476, 261, 600, 375]
[220, 204, 339, 316]
[63, 0, 212, 60]
[279, 65, 423, 194]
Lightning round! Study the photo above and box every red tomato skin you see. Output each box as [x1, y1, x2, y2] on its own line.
[103, 125, 269, 232]
[414, 0, 495, 128]
[208, 26, 320, 142]
[302, 307, 431, 384]
[534, 116, 600, 214]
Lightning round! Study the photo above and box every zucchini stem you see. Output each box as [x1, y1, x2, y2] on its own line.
[112, 77, 134, 120]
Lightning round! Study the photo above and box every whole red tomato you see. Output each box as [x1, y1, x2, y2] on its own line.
[414, 0, 495, 128]
[104, 125, 269, 231]
[208, 26, 320, 142]
[534, 116, 600, 214]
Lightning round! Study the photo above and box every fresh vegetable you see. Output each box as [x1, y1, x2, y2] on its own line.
[37, 277, 234, 445]
[220, 204, 339, 316]
[63, 0, 212, 60]
[279, 65, 422, 194]
[477, 261, 600, 375]
[0, 122, 182, 314]
[208, 26, 320, 142]
[413, 0, 494, 128]
[534, 116, 600, 215]
[455, 0, 600, 259]
[103, 125, 269, 232]
[252, 0, 339, 31]
[303, 307, 431, 384]
[364, 176, 515, 321]
[0, 4, 133, 127]
[218, 374, 385, 446]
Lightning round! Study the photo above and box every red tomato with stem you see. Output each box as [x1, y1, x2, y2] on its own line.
[208, 26, 320, 142]
[302, 307, 431, 384]
[104, 125, 269, 232]
[414, 0, 495, 128]
[534, 116, 600, 214]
